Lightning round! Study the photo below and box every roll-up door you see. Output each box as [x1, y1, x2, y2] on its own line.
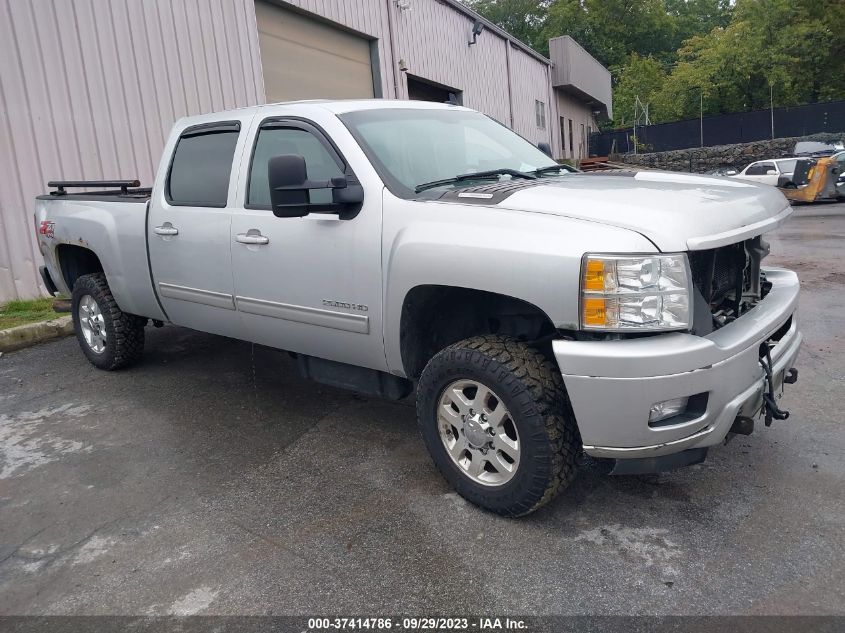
[256, 2, 375, 102]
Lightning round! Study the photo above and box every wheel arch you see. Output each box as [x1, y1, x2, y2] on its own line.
[56, 244, 104, 292]
[399, 284, 558, 379]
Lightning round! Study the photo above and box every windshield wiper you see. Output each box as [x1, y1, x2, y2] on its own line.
[532, 164, 574, 176]
[414, 168, 536, 193]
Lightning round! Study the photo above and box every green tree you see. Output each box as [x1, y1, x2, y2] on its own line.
[656, 0, 845, 120]
[468, 0, 844, 127]
[543, 0, 678, 68]
[664, 0, 731, 49]
[464, 0, 552, 54]
[612, 54, 669, 126]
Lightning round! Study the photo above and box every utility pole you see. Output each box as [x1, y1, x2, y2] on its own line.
[770, 83, 775, 139]
[700, 91, 704, 148]
[632, 95, 650, 155]
[633, 95, 638, 155]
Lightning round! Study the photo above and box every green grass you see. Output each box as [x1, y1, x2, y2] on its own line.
[0, 297, 61, 330]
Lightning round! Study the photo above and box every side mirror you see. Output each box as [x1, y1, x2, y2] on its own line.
[537, 142, 553, 158]
[268, 154, 364, 219]
[268, 154, 310, 218]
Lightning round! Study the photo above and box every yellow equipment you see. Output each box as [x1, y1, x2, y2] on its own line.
[781, 156, 841, 203]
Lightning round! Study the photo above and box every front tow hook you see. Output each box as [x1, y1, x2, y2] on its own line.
[759, 344, 792, 427]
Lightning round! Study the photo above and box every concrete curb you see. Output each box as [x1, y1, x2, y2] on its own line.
[0, 316, 74, 353]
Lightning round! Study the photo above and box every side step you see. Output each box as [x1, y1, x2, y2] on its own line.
[295, 354, 413, 400]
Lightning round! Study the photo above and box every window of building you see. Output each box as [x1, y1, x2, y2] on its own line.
[247, 125, 345, 208]
[535, 100, 546, 130]
[167, 123, 240, 207]
[568, 119, 574, 154]
[559, 117, 567, 158]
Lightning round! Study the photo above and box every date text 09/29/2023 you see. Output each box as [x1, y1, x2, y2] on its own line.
[305, 617, 528, 630]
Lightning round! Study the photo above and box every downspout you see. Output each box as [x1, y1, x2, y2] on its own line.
[546, 63, 557, 157]
[505, 41, 515, 128]
[385, 0, 402, 99]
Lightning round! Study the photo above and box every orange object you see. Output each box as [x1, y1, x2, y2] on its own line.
[583, 297, 607, 326]
[584, 259, 606, 291]
[781, 156, 840, 203]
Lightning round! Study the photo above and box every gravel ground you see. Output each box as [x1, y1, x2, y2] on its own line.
[1, 202, 843, 616]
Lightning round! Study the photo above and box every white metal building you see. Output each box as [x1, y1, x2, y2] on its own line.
[0, 0, 611, 301]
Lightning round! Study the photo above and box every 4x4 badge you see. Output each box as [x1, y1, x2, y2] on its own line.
[39, 220, 55, 238]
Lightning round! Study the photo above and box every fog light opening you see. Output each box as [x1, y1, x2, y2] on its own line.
[649, 396, 690, 424]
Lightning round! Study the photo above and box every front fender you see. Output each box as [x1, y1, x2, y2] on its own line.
[381, 195, 656, 376]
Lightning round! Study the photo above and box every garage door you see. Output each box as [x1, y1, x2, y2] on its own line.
[256, 2, 375, 102]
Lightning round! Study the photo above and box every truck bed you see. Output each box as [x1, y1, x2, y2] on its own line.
[35, 190, 165, 322]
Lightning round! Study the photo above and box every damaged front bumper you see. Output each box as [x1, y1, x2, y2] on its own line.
[554, 268, 802, 468]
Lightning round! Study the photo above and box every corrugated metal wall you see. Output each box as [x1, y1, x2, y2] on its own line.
[1, 0, 584, 302]
[0, 0, 264, 301]
[277, 0, 558, 153]
[508, 45, 556, 149]
[391, 0, 512, 127]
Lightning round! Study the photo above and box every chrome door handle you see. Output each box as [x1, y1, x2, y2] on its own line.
[153, 225, 179, 236]
[236, 233, 269, 245]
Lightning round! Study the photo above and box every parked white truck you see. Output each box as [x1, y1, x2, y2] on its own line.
[35, 100, 801, 516]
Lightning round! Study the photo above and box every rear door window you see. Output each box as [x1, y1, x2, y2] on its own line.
[167, 122, 241, 207]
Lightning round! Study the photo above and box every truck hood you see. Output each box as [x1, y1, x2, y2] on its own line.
[492, 171, 793, 251]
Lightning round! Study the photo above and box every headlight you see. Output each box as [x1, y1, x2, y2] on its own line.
[580, 253, 692, 331]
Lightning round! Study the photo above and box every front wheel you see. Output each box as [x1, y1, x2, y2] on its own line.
[71, 273, 146, 370]
[416, 335, 580, 517]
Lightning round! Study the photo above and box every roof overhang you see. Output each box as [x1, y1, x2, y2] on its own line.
[549, 36, 612, 120]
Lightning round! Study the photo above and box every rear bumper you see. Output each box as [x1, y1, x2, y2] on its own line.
[553, 268, 801, 460]
[39, 265, 59, 296]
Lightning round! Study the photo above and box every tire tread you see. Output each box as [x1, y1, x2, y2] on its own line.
[417, 334, 580, 517]
[72, 273, 145, 370]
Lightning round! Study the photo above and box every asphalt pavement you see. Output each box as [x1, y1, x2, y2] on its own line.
[1, 202, 843, 616]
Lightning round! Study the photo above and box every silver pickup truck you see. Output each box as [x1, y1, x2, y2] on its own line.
[35, 100, 801, 516]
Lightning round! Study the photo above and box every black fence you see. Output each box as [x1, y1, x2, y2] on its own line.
[591, 100, 845, 156]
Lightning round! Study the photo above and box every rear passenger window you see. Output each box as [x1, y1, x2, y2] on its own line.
[167, 122, 240, 207]
[248, 126, 345, 208]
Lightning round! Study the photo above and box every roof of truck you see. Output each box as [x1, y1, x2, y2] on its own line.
[179, 99, 468, 125]
[268, 99, 468, 114]
[172, 99, 471, 133]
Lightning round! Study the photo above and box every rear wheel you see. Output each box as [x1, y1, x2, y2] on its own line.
[71, 273, 146, 370]
[416, 335, 580, 516]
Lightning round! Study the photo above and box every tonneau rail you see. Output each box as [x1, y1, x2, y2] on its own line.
[48, 180, 141, 195]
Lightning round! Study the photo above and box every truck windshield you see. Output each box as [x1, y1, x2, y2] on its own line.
[339, 108, 561, 197]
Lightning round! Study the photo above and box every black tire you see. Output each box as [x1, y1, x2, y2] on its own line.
[783, 182, 797, 189]
[71, 272, 146, 370]
[416, 335, 580, 517]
